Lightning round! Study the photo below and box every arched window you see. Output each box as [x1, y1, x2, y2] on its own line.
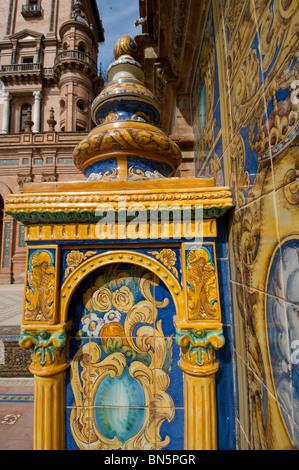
[29, 0, 39, 10]
[60, 99, 66, 114]
[20, 104, 32, 132]
[77, 44, 86, 60]
[76, 121, 86, 131]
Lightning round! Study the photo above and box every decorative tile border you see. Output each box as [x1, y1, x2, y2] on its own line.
[0, 394, 34, 403]
[0, 413, 22, 425]
[0, 159, 19, 166]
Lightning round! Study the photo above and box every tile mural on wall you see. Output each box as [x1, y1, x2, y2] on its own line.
[191, 0, 299, 449]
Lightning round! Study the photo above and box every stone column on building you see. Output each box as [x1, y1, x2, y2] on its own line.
[1, 92, 11, 134]
[11, 49, 17, 65]
[33, 91, 42, 133]
[66, 82, 74, 132]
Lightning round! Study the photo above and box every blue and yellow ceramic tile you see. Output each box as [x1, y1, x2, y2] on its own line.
[197, 134, 225, 186]
[23, 246, 58, 324]
[61, 248, 100, 284]
[145, 246, 181, 285]
[65, 262, 184, 449]
[127, 155, 173, 179]
[183, 242, 221, 323]
[83, 157, 118, 181]
[266, 237, 299, 431]
[158, 407, 184, 450]
[192, 1, 221, 175]
[215, 257, 230, 326]
[215, 324, 236, 450]
[66, 337, 90, 408]
[95, 99, 160, 126]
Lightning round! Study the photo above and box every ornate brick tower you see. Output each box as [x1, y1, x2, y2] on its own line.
[0, 0, 104, 284]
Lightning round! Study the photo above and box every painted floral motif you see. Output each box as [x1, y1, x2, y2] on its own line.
[81, 313, 105, 337]
[79, 268, 137, 338]
[65, 250, 97, 277]
[148, 249, 178, 278]
[104, 309, 122, 323]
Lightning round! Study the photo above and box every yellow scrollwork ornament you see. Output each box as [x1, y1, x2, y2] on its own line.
[25, 251, 55, 322]
[186, 247, 219, 321]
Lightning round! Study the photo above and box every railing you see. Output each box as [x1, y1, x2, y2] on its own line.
[43, 67, 54, 76]
[0, 63, 42, 73]
[21, 3, 42, 16]
[54, 50, 97, 71]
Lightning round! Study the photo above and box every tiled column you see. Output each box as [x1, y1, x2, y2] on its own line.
[175, 242, 225, 450]
[184, 373, 218, 449]
[19, 322, 72, 450]
[34, 372, 66, 449]
[176, 326, 224, 449]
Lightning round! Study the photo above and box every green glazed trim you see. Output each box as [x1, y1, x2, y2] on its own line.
[19, 330, 68, 366]
[175, 328, 225, 366]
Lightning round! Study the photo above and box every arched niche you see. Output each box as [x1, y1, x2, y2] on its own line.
[0, 180, 13, 199]
[60, 251, 183, 323]
[62, 252, 184, 450]
[20, 245, 225, 450]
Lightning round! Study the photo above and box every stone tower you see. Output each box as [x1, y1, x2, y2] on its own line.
[0, 0, 104, 284]
[55, 0, 101, 132]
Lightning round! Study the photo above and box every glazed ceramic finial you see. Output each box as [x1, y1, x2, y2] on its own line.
[73, 35, 182, 181]
[113, 35, 138, 60]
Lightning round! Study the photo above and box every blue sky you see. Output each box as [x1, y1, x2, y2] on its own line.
[96, 0, 142, 78]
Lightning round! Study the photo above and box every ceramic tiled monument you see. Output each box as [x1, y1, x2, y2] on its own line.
[5, 36, 233, 450]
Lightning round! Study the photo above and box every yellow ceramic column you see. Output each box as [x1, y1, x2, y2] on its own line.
[175, 242, 225, 450]
[34, 372, 66, 450]
[19, 322, 71, 450]
[175, 325, 224, 450]
[184, 374, 217, 450]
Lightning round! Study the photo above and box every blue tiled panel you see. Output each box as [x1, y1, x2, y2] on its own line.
[191, 1, 222, 175]
[83, 157, 118, 180]
[216, 325, 236, 450]
[127, 155, 173, 179]
[216, 216, 236, 449]
[266, 239, 299, 440]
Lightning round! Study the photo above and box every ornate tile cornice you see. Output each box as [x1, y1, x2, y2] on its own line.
[5, 178, 233, 223]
